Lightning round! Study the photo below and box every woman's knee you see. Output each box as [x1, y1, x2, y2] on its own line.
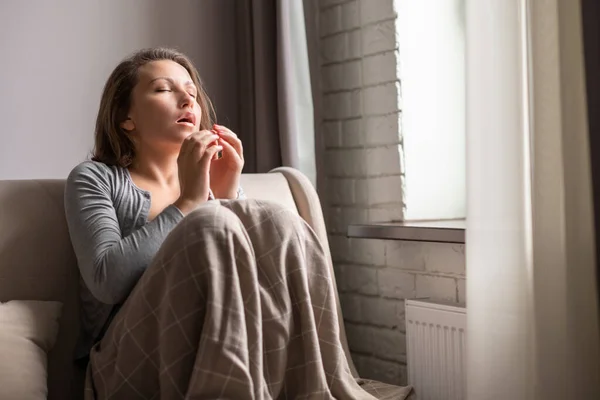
[260, 201, 305, 230]
[224, 199, 307, 234]
[178, 202, 247, 239]
[157, 202, 247, 256]
[152, 203, 249, 273]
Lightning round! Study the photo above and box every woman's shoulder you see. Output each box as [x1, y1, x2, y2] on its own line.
[66, 160, 124, 190]
[68, 159, 107, 175]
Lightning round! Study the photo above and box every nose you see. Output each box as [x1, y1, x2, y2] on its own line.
[179, 91, 195, 109]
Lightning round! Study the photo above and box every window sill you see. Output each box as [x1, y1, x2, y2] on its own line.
[347, 220, 466, 244]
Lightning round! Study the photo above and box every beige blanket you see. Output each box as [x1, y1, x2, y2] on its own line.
[85, 200, 412, 399]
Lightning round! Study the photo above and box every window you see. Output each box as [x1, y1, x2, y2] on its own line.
[395, 0, 466, 221]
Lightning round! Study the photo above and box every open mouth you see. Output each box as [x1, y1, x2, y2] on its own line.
[177, 118, 194, 125]
[176, 113, 196, 126]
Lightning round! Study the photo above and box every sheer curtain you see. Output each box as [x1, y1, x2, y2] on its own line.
[466, 1, 600, 399]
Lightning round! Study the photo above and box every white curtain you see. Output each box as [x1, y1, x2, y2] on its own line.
[278, 0, 316, 186]
[466, 0, 600, 399]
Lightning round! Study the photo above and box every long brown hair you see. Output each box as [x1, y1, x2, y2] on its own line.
[91, 47, 216, 167]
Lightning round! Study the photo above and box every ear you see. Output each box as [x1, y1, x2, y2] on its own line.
[121, 118, 135, 132]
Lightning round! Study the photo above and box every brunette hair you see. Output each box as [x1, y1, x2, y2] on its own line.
[91, 47, 216, 167]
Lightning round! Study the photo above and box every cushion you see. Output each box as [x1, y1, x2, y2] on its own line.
[0, 300, 62, 400]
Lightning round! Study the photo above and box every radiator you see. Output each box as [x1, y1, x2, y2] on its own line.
[405, 299, 467, 400]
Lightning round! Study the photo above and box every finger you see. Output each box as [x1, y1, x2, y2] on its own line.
[200, 144, 223, 169]
[213, 124, 237, 138]
[214, 131, 243, 158]
[190, 130, 218, 143]
[214, 128, 238, 141]
[218, 138, 242, 161]
[189, 133, 218, 156]
[182, 131, 208, 150]
[198, 133, 219, 147]
[189, 143, 214, 165]
[179, 135, 196, 158]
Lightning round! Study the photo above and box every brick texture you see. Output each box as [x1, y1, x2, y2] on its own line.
[363, 82, 401, 115]
[415, 275, 458, 303]
[316, 0, 466, 386]
[359, 0, 396, 25]
[457, 278, 467, 305]
[353, 354, 408, 386]
[363, 51, 400, 86]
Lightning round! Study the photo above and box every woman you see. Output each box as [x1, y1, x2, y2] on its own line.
[65, 48, 385, 399]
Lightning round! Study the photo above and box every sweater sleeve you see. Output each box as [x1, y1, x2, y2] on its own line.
[64, 162, 184, 305]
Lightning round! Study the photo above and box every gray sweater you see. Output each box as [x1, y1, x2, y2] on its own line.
[64, 160, 243, 358]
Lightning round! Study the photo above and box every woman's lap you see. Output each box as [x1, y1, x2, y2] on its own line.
[85, 199, 373, 400]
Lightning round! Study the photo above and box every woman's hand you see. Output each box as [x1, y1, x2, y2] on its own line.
[209, 124, 244, 199]
[174, 130, 223, 215]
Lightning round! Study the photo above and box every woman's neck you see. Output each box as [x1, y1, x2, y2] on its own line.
[128, 146, 179, 189]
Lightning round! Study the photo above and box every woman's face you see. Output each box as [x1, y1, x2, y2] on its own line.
[123, 60, 202, 148]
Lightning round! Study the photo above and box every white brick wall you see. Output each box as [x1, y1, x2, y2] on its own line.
[317, 0, 466, 387]
[367, 204, 404, 222]
[323, 91, 362, 119]
[365, 145, 403, 175]
[361, 20, 397, 55]
[363, 82, 401, 115]
[364, 113, 402, 146]
[322, 61, 362, 91]
[341, 118, 362, 146]
[322, 121, 342, 148]
[377, 268, 415, 299]
[415, 275, 457, 303]
[363, 51, 399, 86]
[338, 265, 379, 295]
[457, 278, 467, 304]
[353, 354, 408, 386]
[319, 5, 343, 36]
[340, 294, 405, 330]
[349, 238, 386, 265]
[341, 1, 359, 29]
[345, 323, 406, 362]
[359, 0, 396, 25]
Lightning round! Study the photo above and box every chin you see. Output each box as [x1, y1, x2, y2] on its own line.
[157, 131, 189, 146]
[172, 125, 196, 136]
